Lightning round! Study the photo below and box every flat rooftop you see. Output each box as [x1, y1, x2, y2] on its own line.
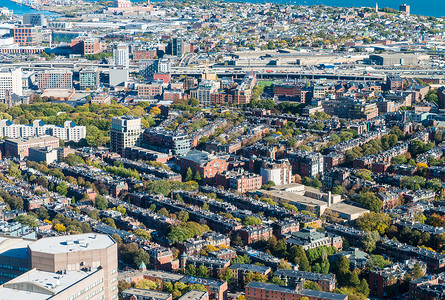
[118, 269, 185, 282]
[28, 233, 115, 254]
[123, 288, 172, 299]
[328, 202, 370, 217]
[0, 268, 100, 300]
[178, 290, 208, 300]
[0, 236, 33, 259]
[259, 189, 325, 208]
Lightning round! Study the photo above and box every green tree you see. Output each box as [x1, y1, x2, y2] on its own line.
[158, 207, 169, 217]
[133, 229, 151, 240]
[349, 271, 360, 288]
[411, 262, 423, 279]
[56, 182, 68, 196]
[332, 186, 344, 195]
[135, 279, 157, 290]
[243, 216, 262, 226]
[362, 231, 380, 253]
[358, 192, 383, 212]
[185, 264, 196, 276]
[356, 212, 391, 234]
[197, 265, 209, 277]
[277, 259, 292, 270]
[178, 211, 189, 222]
[14, 214, 38, 227]
[134, 248, 150, 269]
[357, 279, 370, 297]
[270, 276, 285, 285]
[102, 217, 116, 228]
[295, 246, 311, 272]
[367, 255, 391, 271]
[194, 170, 202, 182]
[95, 195, 108, 210]
[356, 169, 372, 181]
[185, 167, 193, 181]
[303, 280, 322, 291]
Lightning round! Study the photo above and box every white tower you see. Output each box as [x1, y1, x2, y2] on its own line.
[113, 44, 129, 69]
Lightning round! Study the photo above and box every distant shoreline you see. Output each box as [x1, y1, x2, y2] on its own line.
[5, 0, 445, 18]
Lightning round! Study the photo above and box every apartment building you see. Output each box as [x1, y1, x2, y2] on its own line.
[113, 43, 129, 68]
[274, 270, 336, 292]
[71, 37, 101, 55]
[36, 69, 73, 90]
[144, 128, 191, 155]
[110, 116, 143, 154]
[4, 136, 60, 159]
[138, 82, 163, 98]
[0, 119, 86, 142]
[239, 225, 273, 245]
[215, 169, 262, 193]
[245, 281, 348, 300]
[287, 150, 324, 178]
[79, 67, 100, 90]
[322, 97, 378, 120]
[11, 25, 42, 46]
[0, 68, 23, 99]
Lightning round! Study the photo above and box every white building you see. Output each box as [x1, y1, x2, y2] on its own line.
[260, 159, 293, 186]
[0, 68, 23, 100]
[113, 43, 129, 69]
[158, 59, 172, 73]
[0, 119, 86, 142]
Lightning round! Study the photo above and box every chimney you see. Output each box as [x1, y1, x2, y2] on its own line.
[327, 191, 332, 207]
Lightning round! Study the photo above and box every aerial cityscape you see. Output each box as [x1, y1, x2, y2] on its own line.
[0, 0, 444, 299]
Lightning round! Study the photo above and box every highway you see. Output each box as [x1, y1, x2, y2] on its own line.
[1, 60, 444, 81]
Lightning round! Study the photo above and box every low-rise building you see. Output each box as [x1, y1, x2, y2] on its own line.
[239, 225, 273, 245]
[369, 260, 427, 298]
[229, 264, 272, 288]
[285, 227, 342, 251]
[179, 150, 228, 184]
[245, 281, 348, 300]
[5, 136, 60, 159]
[274, 269, 336, 292]
[215, 169, 262, 193]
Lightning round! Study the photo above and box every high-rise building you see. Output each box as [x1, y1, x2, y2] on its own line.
[79, 67, 100, 90]
[11, 25, 42, 46]
[110, 116, 143, 154]
[0, 68, 23, 100]
[22, 13, 47, 27]
[171, 37, 184, 57]
[36, 69, 73, 90]
[139, 59, 159, 78]
[113, 43, 129, 68]
[0, 233, 118, 299]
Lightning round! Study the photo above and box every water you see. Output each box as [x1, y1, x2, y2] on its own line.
[223, 0, 445, 17]
[3, 0, 444, 18]
[2, 0, 56, 15]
